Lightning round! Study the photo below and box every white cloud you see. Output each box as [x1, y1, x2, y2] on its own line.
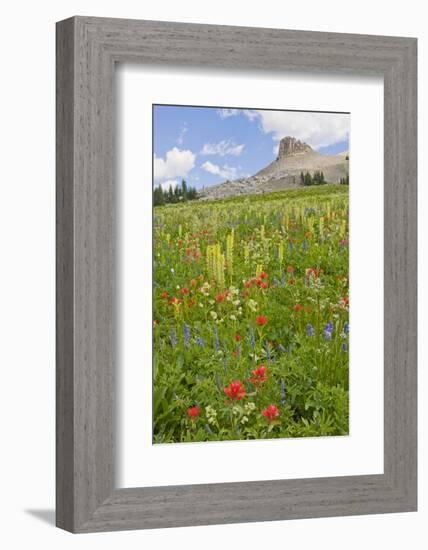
[201, 161, 238, 180]
[154, 147, 196, 181]
[272, 143, 280, 156]
[201, 139, 244, 157]
[176, 123, 188, 146]
[157, 179, 179, 191]
[245, 110, 349, 149]
[217, 108, 239, 118]
[243, 109, 259, 121]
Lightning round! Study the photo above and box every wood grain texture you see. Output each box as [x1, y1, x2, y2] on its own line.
[56, 16, 417, 533]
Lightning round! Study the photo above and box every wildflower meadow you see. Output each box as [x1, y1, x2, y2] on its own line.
[153, 184, 349, 443]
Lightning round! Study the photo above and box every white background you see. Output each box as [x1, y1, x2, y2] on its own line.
[0, 1, 425, 549]
[118, 67, 383, 487]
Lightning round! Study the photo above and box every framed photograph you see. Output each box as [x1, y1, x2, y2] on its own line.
[56, 16, 417, 532]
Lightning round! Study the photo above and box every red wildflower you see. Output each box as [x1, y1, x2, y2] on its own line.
[294, 304, 303, 313]
[235, 333, 241, 342]
[255, 278, 263, 287]
[306, 268, 319, 279]
[160, 291, 168, 299]
[287, 265, 294, 273]
[224, 381, 246, 401]
[256, 315, 268, 327]
[261, 282, 269, 289]
[180, 287, 189, 295]
[244, 280, 252, 289]
[340, 296, 349, 309]
[259, 271, 268, 279]
[249, 365, 268, 385]
[190, 278, 197, 287]
[187, 406, 200, 420]
[215, 293, 225, 303]
[288, 278, 296, 286]
[168, 296, 182, 306]
[262, 404, 280, 422]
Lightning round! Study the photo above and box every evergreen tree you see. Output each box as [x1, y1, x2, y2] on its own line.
[304, 172, 313, 186]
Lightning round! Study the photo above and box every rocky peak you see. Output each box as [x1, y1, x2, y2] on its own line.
[277, 136, 312, 159]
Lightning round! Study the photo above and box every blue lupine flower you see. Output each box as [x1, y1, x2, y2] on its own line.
[307, 324, 315, 337]
[341, 343, 348, 352]
[213, 326, 220, 351]
[248, 326, 256, 349]
[183, 322, 191, 347]
[196, 337, 205, 347]
[344, 322, 349, 334]
[323, 322, 333, 340]
[169, 328, 177, 348]
[302, 239, 307, 252]
[280, 379, 286, 405]
[280, 276, 286, 288]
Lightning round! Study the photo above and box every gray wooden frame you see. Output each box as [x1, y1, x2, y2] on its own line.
[56, 16, 417, 533]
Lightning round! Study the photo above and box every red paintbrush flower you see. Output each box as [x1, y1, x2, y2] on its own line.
[262, 404, 280, 422]
[180, 287, 189, 295]
[187, 406, 200, 419]
[294, 303, 303, 313]
[224, 381, 246, 401]
[287, 265, 294, 274]
[249, 365, 268, 385]
[259, 271, 268, 279]
[160, 291, 168, 299]
[256, 315, 268, 327]
[235, 333, 241, 342]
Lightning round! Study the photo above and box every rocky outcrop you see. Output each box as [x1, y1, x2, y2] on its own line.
[277, 136, 312, 159]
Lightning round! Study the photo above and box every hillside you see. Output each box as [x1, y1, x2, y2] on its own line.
[199, 136, 349, 200]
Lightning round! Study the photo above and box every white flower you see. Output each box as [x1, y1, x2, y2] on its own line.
[210, 311, 218, 320]
[230, 315, 236, 321]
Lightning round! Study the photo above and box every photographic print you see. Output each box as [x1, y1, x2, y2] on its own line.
[153, 105, 350, 444]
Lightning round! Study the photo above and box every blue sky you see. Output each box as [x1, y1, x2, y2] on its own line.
[153, 105, 349, 190]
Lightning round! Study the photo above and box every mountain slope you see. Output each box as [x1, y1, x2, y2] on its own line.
[199, 136, 349, 201]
